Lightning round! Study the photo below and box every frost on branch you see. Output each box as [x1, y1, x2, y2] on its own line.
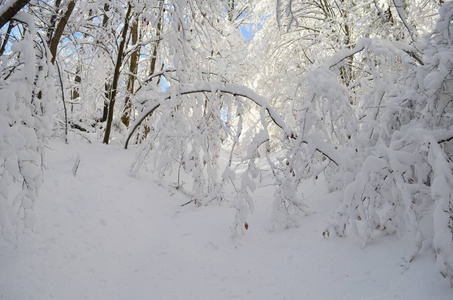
[0, 13, 55, 233]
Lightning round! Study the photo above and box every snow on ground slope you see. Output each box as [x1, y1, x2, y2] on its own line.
[0, 139, 451, 299]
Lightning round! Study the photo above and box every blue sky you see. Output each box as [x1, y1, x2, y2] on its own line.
[239, 14, 269, 41]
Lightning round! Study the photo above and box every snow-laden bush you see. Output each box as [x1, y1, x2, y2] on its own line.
[0, 13, 55, 233]
[320, 3, 453, 286]
[129, 82, 292, 213]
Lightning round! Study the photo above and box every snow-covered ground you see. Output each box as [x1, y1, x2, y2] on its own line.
[1, 139, 451, 299]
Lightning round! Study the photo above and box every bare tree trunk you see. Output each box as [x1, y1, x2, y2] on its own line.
[149, 0, 164, 77]
[71, 68, 81, 100]
[103, 3, 133, 144]
[121, 17, 140, 128]
[129, 0, 164, 144]
[49, 0, 76, 63]
[0, 0, 30, 29]
[46, 0, 62, 42]
[99, 3, 110, 124]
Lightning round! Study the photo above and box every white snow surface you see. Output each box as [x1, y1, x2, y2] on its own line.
[0, 139, 451, 300]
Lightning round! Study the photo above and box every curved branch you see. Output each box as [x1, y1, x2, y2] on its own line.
[392, 0, 415, 42]
[124, 82, 342, 167]
[125, 103, 160, 149]
[438, 136, 453, 144]
[124, 82, 293, 149]
[326, 38, 424, 70]
[141, 68, 176, 86]
[326, 40, 368, 69]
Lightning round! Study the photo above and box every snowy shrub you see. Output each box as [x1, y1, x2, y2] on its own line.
[129, 82, 293, 227]
[323, 2, 453, 286]
[0, 13, 55, 233]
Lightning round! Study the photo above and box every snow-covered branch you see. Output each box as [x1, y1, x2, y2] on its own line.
[125, 82, 294, 149]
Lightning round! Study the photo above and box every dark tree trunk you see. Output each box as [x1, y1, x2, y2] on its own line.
[103, 3, 133, 144]
[49, 0, 76, 63]
[0, 0, 30, 29]
[122, 17, 140, 128]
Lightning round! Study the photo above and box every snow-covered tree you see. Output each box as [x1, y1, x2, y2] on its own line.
[0, 9, 55, 232]
[128, 0, 253, 207]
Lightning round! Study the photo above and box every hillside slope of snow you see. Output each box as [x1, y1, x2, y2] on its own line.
[0, 139, 451, 299]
